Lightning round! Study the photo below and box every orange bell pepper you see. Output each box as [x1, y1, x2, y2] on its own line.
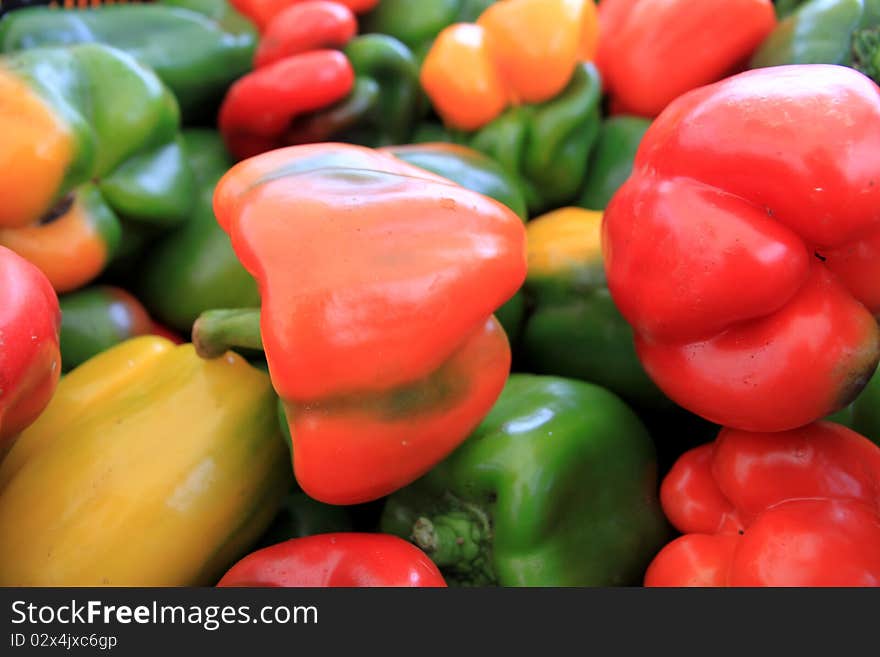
[421, 0, 600, 131]
[194, 144, 527, 505]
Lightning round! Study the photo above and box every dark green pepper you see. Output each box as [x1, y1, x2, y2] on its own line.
[255, 490, 355, 549]
[0, 0, 258, 122]
[137, 129, 259, 333]
[751, 0, 880, 83]
[827, 367, 880, 445]
[361, 0, 495, 61]
[381, 374, 670, 586]
[520, 207, 669, 409]
[576, 116, 651, 211]
[414, 63, 602, 214]
[58, 285, 162, 372]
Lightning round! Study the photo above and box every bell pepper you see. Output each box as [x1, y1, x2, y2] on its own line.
[58, 285, 182, 372]
[645, 422, 880, 586]
[0, 336, 291, 586]
[217, 533, 447, 587]
[0, 246, 61, 456]
[576, 115, 650, 211]
[381, 374, 669, 586]
[751, 0, 880, 83]
[380, 142, 528, 340]
[420, 0, 599, 131]
[596, 0, 777, 117]
[192, 143, 526, 505]
[521, 208, 667, 409]
[415, 62, 602, 213]
[0, 44, 195, 293]
[137, 130, 259, 333]
[603, 64, 880, 432]
[361, 0, 494, 60]
[0, 0, 258, 121]
[219, 0, 420, 159]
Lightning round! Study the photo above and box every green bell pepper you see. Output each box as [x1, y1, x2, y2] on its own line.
[381, 374, 670, 586]
[137, 129, 259, 333]
[0, 43, 194, 293]
[520, 207, 669, 409]
[255, 490, 355, 549]
[58, 285, 161, 372]
[576, 116, 651, 211]
[414, 63, 602, 214]
[361, 0, 495, 61]
[751, 0, 880, 83]
[0, 0, 257, 122]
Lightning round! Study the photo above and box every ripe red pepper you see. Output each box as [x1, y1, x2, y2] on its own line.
[231, 0, 377, 32]
[603, 64, 880, 432]
[0, 245, 62, 453]
[596, 0, 776, 117]
[217, 534, 447, 587]
[196, 143, 526, 505]
[645, 422, 880, 587]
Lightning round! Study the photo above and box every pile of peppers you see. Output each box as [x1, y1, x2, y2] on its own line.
[1, 0, 879, 589]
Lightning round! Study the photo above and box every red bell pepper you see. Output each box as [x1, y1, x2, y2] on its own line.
[195, 143, 526, 505]
[603, 64, 880, 432]
[596, 0, 776, 117]
[231, 0, 377, 32]
[0, 245, 62, 453]
[217, 533, 447, 587]
[645, 422, 880, 587]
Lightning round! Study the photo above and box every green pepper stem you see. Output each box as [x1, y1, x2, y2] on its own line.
[411, 504, 495, 584]
[192, 308, 263, 359]
[853, 28, 880, 85]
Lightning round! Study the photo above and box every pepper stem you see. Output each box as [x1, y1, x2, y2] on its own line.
[853, 28, 880, 85]
[411, 503, 495, 584]
[192, 308, 263, 359]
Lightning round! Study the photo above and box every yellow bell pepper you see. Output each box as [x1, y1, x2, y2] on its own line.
[0, 336, 291, 586]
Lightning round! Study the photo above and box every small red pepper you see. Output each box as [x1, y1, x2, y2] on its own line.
[217, 534, 447, 587]
[645, 422, 880, 587]
[0, 245, 62, 453]
[230, 0, 377, 32]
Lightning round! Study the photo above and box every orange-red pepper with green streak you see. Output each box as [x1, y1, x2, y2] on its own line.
[192, 143, 527, 505]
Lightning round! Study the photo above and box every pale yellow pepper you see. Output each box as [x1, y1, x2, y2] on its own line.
[0, 336, 291, 586]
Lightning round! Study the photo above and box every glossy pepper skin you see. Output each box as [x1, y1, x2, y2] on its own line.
[603, 65, 880, 432]
[576, 115, 650, 210]
[197, 143, 526, 505]
[381, 142, 528, 341]
[0, 0, 258, 121]
[421, 0, 599, 131]
[137, 130, 259, 333]
[751, 0, 880, 83]
[415, 62, 602, 213]
[230, 0, 378, 31]
[0, 246, 61, 455]
[645, 422, 880, 586]
[522, 208, 667, 409]
[361, 0, 494, 60]
[58, 285, 181, 372]
[0, 44, 195, 293]
[0, 336, 291, 586]
[219, 0, 420, 158]
[382, 374, 669, 586]
[218, 534, 447, 587]
[596, 0, 777, 117]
